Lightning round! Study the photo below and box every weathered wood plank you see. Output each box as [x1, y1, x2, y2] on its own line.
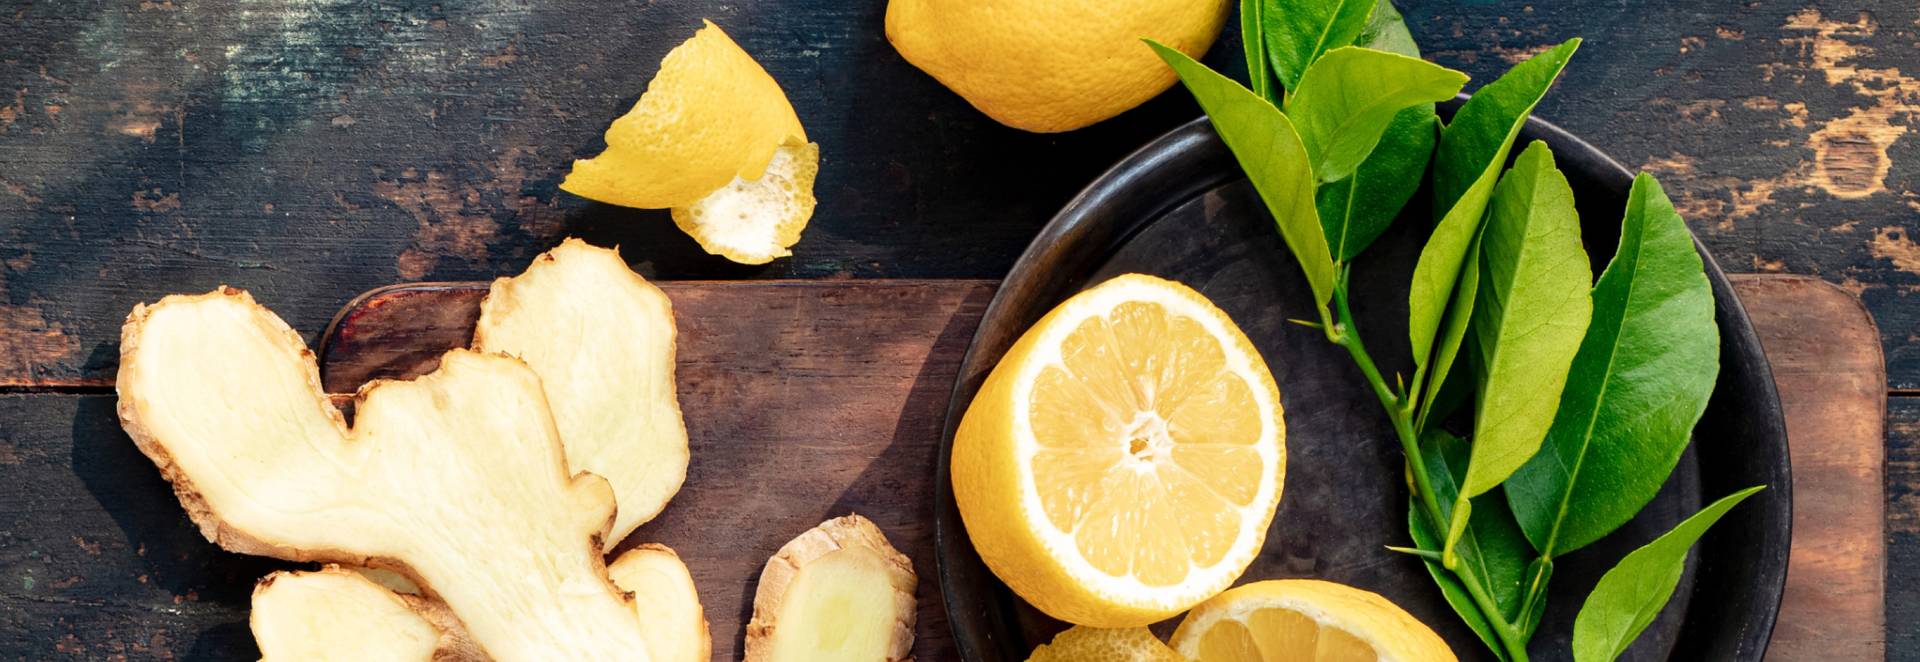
[3, 1, 1919, 388]
[1731, 276, 1885, 661]
[0, 280, 994, 660]
[1887, 398, 1920, 662]
[0, 0, 1244, 388]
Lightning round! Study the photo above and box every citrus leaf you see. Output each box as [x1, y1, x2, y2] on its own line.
[1241, 0, 1276, 102]
[1261, 0, 1374, 91]
[1572, 486, 1766, 662]
[1407, 430, 1533, 660]
[1408, 498, 1509, 662]
[1444, 141, 1592, 556]
[1356, 0, 1419, 57]
[1284, 47, 1466, 184]
[1504, 173, 1720, 557]
[1316, 108, 1437, 260]
[1408, 39, 1579, 395]
[1152, 41, 1336, 312]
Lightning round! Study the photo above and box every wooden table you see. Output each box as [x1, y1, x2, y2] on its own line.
[0, 1, 1911, 659]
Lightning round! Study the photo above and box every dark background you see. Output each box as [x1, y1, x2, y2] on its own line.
[0, 0, 1913, 659]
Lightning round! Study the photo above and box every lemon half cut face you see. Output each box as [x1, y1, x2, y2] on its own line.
[952, 274, 1286, 627]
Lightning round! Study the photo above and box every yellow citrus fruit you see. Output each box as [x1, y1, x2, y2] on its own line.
[1028, 626, 1186, 662]
[952, 273, 1286, 627]
[1169, 580, 1456, 662]
[886, 0, 1231, 132]
[561, 19, 808, 210]
[669, 141, 818, 265]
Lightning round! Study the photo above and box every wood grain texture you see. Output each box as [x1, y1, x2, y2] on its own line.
[0, 274, 1893, 659]
[2, 1, 1918, 387]
[1731, 275, 1885, 661]
[0, 280, 993, 659]
[1886, 398, 1920, 662]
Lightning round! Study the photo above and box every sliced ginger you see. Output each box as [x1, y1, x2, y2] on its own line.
[250, 545, 710, 662]
[252, 566, 475, 662]
[117, 289, 653, 661]
[746, 514, 917, 662]
[615, 544, 713, 662]
[475, 238, 688, 550]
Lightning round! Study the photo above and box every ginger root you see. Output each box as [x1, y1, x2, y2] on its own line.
[250, 545, 709, 662]
[474, 238, 688, 551]
[252, 566, 476, 661]
[745, 514, 917, 661]
[117, 289, 652, 660]
[615, 544, 712, 662]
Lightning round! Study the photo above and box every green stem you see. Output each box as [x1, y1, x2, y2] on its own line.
[1325, 272, 1533, 662]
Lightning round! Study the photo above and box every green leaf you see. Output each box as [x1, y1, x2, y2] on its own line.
[1283, 47, 1466, 184]
[1408, 498, 1508, 661]
[1422, 432, 1534, 619]
[1261, 0, 1374, 91]
[1504, 173, 1720, 557]
[1572, 486, 1766, 662]
[1316, 108, 1437, 260]
[1356, 0, 1419, 57]
[1445, 141, 1593, 556]
[1432, 39, 1581, 216]
[1310, 0, 1435, 261]
[1415, 216, 1482, 433]
[1407, 39, 1579, 393]
[1407, 431, 1534, 660]
[1241, 0, 1275, 102]
[1151, 42, 1336, 312]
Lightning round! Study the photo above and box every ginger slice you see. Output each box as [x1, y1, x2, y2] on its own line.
[116, 289, 651, 661]
[614, 544, 712, 662]
[252, 566, 477, 662]
[474, 238, 688, 551]
[249, 545, 709, 662]
[746, 514, 917, 661]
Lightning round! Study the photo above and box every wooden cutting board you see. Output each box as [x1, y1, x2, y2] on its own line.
[312, 275, 1882, 661]
[0, 275, 1873, 659]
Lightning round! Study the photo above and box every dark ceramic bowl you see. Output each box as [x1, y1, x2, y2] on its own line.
[934, 103, 1791, 661]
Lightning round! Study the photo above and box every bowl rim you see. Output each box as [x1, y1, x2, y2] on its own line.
[932, 103, 1792, 660]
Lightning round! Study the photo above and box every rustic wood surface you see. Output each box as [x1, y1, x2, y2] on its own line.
[157, 275, 1883, 660]
[1732, 276, 1886, 661]
[0, 0, 1914, 659]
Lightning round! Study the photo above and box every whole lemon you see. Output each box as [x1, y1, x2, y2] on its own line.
[886, 0, 1231, 133]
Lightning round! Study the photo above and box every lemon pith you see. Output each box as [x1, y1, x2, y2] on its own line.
[1170, 579, 1457, 662]
[561, 19, 806, 209]
[670, 141, 819, 265]
[886, 0, 1231, 132]
[953, 274, 1286, 627]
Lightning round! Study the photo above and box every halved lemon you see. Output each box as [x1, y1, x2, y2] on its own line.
[952, 273, 1286, 627]
[1169, 580, 1456, 662]
[1027, 626, 1186, 662]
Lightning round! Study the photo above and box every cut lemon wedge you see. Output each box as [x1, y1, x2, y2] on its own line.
[670, 141, 819, 264]
[952, 273, 1286, 627]
[1027, 626, 1186, 662]
[1169, 580, 1456, 662]
[561, 20, 806, 209]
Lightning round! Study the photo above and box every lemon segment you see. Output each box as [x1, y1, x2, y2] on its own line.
[953, 274, 1286, 627]
[886, 0, 1231, 132]
[670, 141, 819, 265]
[1027, 626, 1187, 662]
[561, 20, 806, 209]
[1170, 580, 1456, 662]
